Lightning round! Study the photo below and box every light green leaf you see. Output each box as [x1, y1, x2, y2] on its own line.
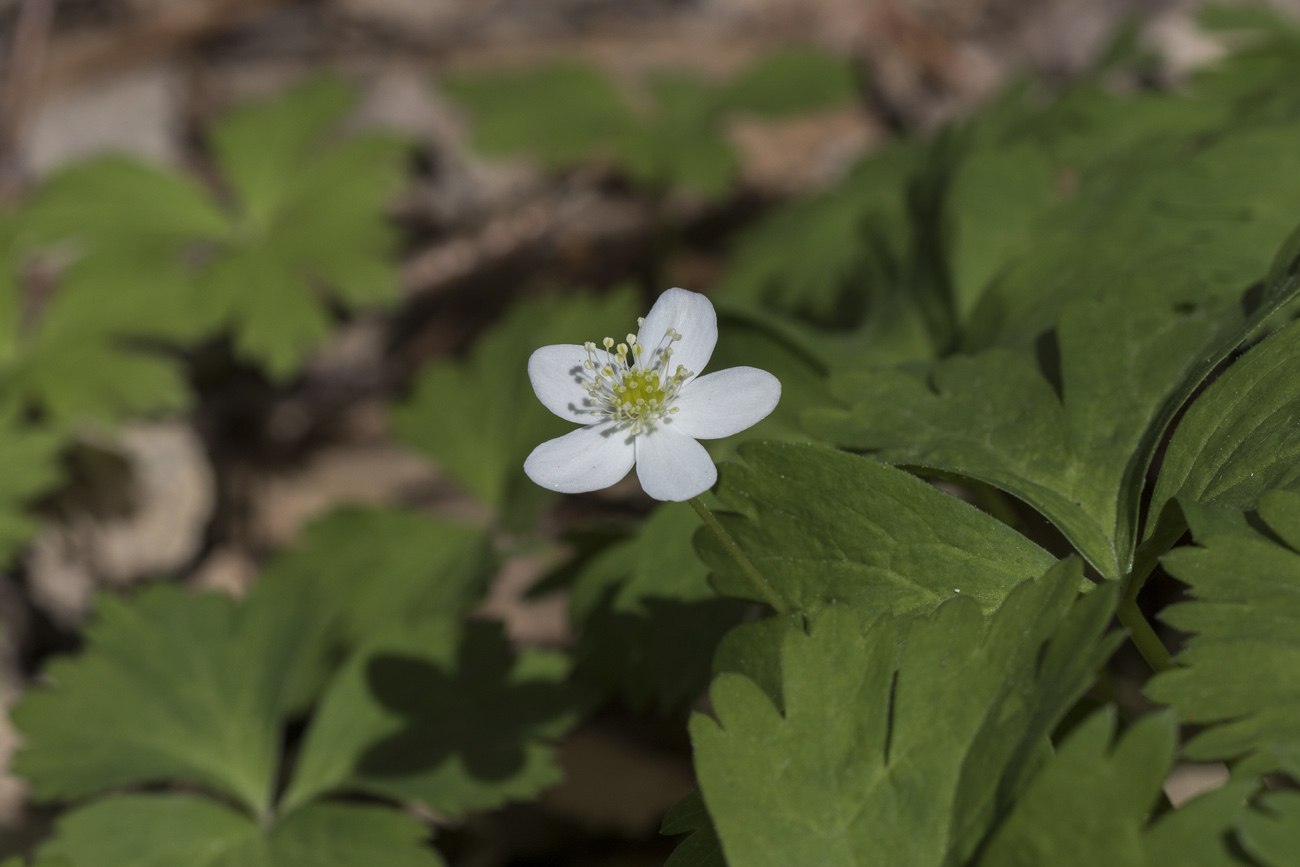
[702, 442, 1057, 618]
[723, 48, 858, 116]
[692, 560, 1120, 866]
[12, 578, 326, 815]
[2, 208, 201, 425]
[257, 505, 496, 712]
[441, 62, 638, 169]
[26, 157, 229, 244]
[210, 76, 356, 227]
[0, 415, 64, 567]
[1147, 488, 1300, 774]
[570, 502, 747, 713]
[978, 709, 1175, 867]
[264, 506, 495, 647]
[284, 620, 584, 817]
[1148, 319, 1300, 536]
[200, 247, 333, 381]
[392, 287, 639, 525]
[619, 74, 735, 196]
[39, 795, 443, 867]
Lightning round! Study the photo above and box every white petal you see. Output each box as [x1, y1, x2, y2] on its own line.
[528, 344, 598, 423]
[669, 367, 782, 440]
[636, 287, 717, 386]
[524, 422, 635, 493]
[634, 426, 717, 501]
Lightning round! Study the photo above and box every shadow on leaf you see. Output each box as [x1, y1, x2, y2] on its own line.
[359, 623, 574, 783]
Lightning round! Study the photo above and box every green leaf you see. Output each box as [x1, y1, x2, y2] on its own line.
[979, 709, 1175, 866]
[200, 247, 333, 381]
[392, 287, 640, 525]
[27, 157, 229, 244]
[210, 76, 357, 227]
[0, 415, 64, 566]
[283, 620, 584, 817]
[723, 48, 858, 116]
[2, 208, 200, 425]
[620, 74, 735, 196]
[808, 272, 1300, 579]
[12, 578, 326, 815]
[264, 506, 495, 647]
[39, 795, 444, 867]
[702, 308, 832, 462]
[441, 62, 638, 169]
[570, 502, 747, 713]
[257, 505, 496, 711]
[1237, 792, 1300, 867]
[947, 143, 1056, 323]
[1147, 488, 1300, 774]
[692, 560, 1120, 866]
[662, 789, 726, 867]
[702, 442, 1057, 618]
[717, 143, 919, 331]
[1149, 319, 1300, 534]
[1144, 779, 1266, 867]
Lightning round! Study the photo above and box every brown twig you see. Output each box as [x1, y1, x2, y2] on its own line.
[0, 0, 57, 202]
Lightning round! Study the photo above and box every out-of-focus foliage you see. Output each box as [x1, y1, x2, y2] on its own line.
[442, 49, 858, 196]
[13, 14, 1300, 866]
[392, 287, 641, 528]
[27, 77, 406, 384]
[13, 506, 580, 865]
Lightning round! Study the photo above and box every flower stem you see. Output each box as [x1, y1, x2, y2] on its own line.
[1116, 596, 1174, 674]
[688, 496, 791, 616]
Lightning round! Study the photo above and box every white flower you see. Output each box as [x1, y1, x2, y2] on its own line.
[523, 288, 781, 501]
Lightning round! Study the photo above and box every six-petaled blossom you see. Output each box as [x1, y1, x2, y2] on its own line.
[523, 287, 781, 501]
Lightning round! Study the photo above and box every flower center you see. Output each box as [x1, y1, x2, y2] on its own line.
[580, 322, 692, 434]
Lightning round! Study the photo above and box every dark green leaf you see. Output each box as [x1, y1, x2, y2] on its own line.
[1237, 792, 1300, 867]
[977, 709, 1176, 867]
[692, 560, 1119, 865]
[702, 441, 1057, 617]
[1147, 489, 1300, 774]
[662, 789, 726, 867]
[570, 502, 747, 712]
[1149, 319, 1300, 533]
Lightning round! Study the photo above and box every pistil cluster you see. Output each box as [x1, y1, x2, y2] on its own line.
[581, 321, 692, 434]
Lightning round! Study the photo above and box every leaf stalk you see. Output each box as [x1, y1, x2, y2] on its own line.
[688, 496, 792, 615]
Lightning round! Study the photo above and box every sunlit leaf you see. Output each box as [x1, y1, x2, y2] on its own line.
[39, 795, 444, 867]
[702, 442, 1057, 617]
[284, 620, 584, 817]
[692, 561, 1119, 865]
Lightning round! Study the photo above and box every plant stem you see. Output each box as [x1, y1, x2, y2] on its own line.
[1116, 596, 1174, 674]
[688, 496, 791, 616]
